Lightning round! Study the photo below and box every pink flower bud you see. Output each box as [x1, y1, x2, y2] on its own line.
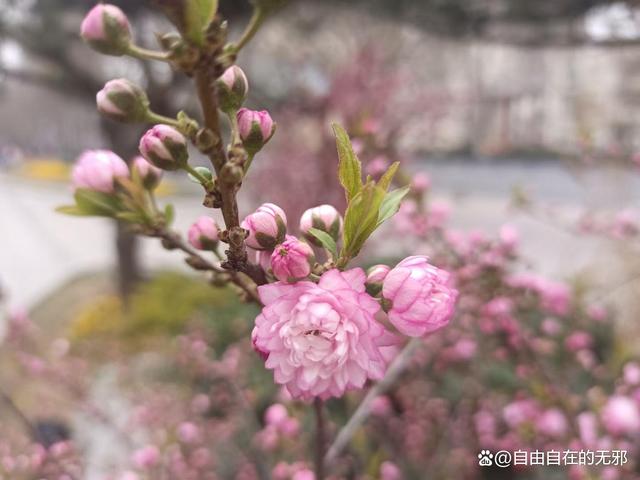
[80, 4, 132, 56]
[237, 108, 275, 154]
[366, 264, 390, 285]
[71, 149, 129, 193]
[132, 156, 162, 190]
[188, 216, 219, 250]
[216, 65, 249, 112]
[241, 203, 287, 250]
[139, 125, 188, 170]
[382, 256, 457, 337]
[365, 264, 390, 296]
[299, 204, 343, 245]
[97, 78, 149, 123]
[270, 236, 314, 282]
[292, 469, 315, 480]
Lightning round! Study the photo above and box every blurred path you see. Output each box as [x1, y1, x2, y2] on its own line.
[1, 160, 637, 315]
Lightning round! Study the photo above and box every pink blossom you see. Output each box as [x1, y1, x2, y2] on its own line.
[241, 203, 287, 250]
[601, 395, 640, 436]
[370, 396, 393, 416]
[187, 216, 219, 250]
[411, 172, 431, 193]
[71, 150, 129, 193]
[503, 399, 538, 428]
[380, 461, 402, 480]
[252, 268, 398, 400]
[565, 331, 593, 352]
[499, 224, 519, 251]
[577, 412, 598, 447]
[177, 422, 200, 444]
[132, 445, 160, 469]
[537, 408, 568, 438]
[292, 469, 315, 480]
[366, 156, 388, 177]
[624, 362, 640, 385]
[382, 256, 457, 337]
[264, 404, 288, 428]
[270, 236, 314, 283]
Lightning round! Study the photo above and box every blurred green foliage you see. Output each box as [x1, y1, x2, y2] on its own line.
[70, 272, 257, 350]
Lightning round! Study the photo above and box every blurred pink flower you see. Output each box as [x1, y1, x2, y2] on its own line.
[71, 150, 129, 193]
[380, 461, 402, 480]
[537, 408, 568, 438]
[252, 268, 397, 400]
[601, 396, 640, 436]
[132, 445, 160, 469]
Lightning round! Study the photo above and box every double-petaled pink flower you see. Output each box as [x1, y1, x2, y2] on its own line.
[382, 256, 457, 337]
[252, 268, 398, 400]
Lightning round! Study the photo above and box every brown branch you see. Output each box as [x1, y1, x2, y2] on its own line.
[157, 228, 261, 305]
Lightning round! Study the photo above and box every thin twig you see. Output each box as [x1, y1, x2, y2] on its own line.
[314, 398, 326, 480]
[324, 338, 422, 464]
[157, 229, 261, 305]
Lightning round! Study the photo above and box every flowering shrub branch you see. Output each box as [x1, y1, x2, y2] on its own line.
[57, 1, 458, 477]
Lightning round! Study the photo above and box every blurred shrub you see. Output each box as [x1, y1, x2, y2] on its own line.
[69, 272, 257, 350]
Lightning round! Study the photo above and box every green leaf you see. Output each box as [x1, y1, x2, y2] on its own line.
[376, 186, 411, 228]
[185, 0, 218, 45]
[377, 161, 400, 192]
[307, 228, 338, 258]
[342, 181, 386, 258]
[115, 212, 145, 223]
[188, 166, 213, 184]
[332, 123, 362, 202]
[151, 0, 217, 45]
[55, 205, 92, 216]
[74, 189, 121, 217]
[164, 204, 175, 226]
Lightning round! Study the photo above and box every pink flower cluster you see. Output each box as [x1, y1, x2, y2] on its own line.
[239, 201, 457, 400]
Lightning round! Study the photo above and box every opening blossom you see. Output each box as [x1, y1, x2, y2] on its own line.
[270, 236, 314, 283]
[382, 255, 458, 337]
[252, 268, 398, 400]
[71, 150, 129, 193]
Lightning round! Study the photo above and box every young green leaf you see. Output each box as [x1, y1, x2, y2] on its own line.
[307, 228, 338, 258]
[164, 203, 175, 226]
[55, 205, 92, 216]
[74, 189, 121, 217]
[377, 161, 400, 192]
[376, 186, 411, 228]
[341, 181, 386, 259]
[185, 0, 218, 45]
[332, 123, 362, 202]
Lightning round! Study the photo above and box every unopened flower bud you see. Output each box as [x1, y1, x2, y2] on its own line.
[216, 65, 249, 112]
[132, 156, 162, 190]
[299, 204, 343, 245]
[71, 150, 129, 193]
[237, 108, 275, 154]
[97, 79, 150, 123]
[241, 203, 287, 251]
[139, 125, 188, 171]
[366, 264, 390, 296]
[80, 4, 132, 56]
[270, 236, 314, 283]
[188, 216, 219, 250]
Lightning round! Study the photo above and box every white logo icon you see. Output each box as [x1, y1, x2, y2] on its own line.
[478, 450, 493, 466]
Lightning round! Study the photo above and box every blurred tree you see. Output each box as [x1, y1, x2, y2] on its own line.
[0, 0, 169, 299]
